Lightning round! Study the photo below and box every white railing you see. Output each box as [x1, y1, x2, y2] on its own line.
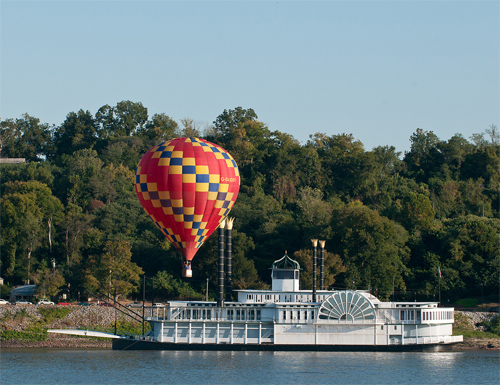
[169, 308, 184, 320]
[377, 309, 397, 323]
[390, 335, 463, 346]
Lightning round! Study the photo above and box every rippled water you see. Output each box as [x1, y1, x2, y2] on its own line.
[1, 349, 499, 384]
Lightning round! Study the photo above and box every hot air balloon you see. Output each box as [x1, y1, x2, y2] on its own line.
[135, 137, 240, 277]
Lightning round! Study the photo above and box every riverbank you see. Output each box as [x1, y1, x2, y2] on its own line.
[1, 306, 498, 350]
[2, 336, 498, 350]
[1, 334, 112, 349]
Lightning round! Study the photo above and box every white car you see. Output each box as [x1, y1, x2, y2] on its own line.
[37, 299, 55, 305]
[16, 300, 32, 305]
[153, 303, 165, 307]
[0, 299, 9, 305]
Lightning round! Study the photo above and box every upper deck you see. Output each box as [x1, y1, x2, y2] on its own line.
[145, 289, 455, 326]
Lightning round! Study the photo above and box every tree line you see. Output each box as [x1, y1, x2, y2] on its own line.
[1, 102, 498, 303]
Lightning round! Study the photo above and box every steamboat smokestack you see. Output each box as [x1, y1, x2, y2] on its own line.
[312, 239, 318, 302]
[225, 218, 234, 302]
[319, 240, 325, 290]
[217, 220, 226, 307]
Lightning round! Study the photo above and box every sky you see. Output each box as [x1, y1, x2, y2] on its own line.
[1, 0, 498, 154]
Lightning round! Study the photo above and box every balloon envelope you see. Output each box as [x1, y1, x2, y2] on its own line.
[135, 137, 240, 261]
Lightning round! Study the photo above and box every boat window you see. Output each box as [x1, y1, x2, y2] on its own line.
[227, 309, 233, 320]
[236, 310, 241, 320]
[401, 310, 405, 321]
[274, 270, 294, 279]
[206, 310, 211, 320]
[249, 310, 255, 320]
[256, 310, 261, 320]
[283, 311, 286, 320]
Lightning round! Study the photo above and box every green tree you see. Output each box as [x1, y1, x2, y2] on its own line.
[295, 187, 332, 227]
[398, 191, 435, 232]
[308, 133, 375, 201]
[177, 118, 203, 138]
[330, 204, 409, 298]
[135, 113, 178, 145]
[440, 216, 500, 296]
[99, 136, 146, 171]
[84, 239, 143, 298]
[61, 148, 105, 208]
[212, 107, 258, 139]
[461, 145, 500, 190]
[0, 114, 52, 161]
[35, 268, 66, 299]
[0, 181, 64, 283]
[403, 128, 443, 184]
[154, 270, 203, 300]
[59, 204, 94, 267]
[96, 101, 148, 138]
[292, 249, 346, 291]
[52, 110, 98, 159]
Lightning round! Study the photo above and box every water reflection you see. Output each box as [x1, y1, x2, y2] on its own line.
[1, 349, 498, 385]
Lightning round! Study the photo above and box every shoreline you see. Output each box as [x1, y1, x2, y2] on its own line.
[2, 336, 498, 351]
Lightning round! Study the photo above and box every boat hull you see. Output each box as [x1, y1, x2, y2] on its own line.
[112, 339, 455, 352]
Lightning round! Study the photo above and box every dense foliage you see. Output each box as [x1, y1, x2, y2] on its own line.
[1, 102, 498, 302]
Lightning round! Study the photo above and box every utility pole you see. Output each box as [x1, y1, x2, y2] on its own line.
[311, 239, 318, 302]
[142, 275, 145, 338]
[114, 274, 117, 335]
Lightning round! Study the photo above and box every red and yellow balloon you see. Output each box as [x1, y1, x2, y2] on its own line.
[135, 137, 240, 264]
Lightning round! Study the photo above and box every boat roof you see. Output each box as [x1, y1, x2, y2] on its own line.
[272, 252, 300, 270]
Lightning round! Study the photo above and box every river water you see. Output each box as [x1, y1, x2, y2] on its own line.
[1, 349, 499, 384]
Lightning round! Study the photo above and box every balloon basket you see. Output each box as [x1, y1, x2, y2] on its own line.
[182, 269, 192, 278]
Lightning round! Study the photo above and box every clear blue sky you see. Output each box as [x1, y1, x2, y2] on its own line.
[1, 1, 498, 154]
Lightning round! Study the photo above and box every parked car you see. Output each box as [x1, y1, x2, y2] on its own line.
[16, 300, 32, 305]
[153, 303, 165, 307]
[0, 299, 9, 305]
[58, 302, 71, 306]
[99, 302, 114, 307]
[37, 299, 55, 305]
[78, 302, 92, 306]
[126, 302, 143, 308]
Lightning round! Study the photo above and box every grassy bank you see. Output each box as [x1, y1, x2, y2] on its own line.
[0, 305, 147, 347]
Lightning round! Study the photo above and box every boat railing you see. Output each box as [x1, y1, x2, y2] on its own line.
[169, 308, 184, 320]
[390, 335, 463, 346]
[377, 309, 397, 323]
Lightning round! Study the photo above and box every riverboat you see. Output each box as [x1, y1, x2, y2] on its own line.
[113, 253, 463, 351]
